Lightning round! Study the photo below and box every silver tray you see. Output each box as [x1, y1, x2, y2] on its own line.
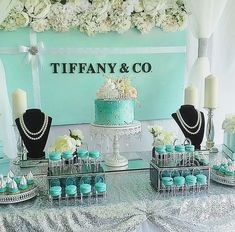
[0, 186, 39, 204]
[211, 170, 235, 186]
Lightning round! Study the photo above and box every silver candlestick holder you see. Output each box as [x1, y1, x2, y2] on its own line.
[205, 108, 218, 153]
[15, 128, 27, 161]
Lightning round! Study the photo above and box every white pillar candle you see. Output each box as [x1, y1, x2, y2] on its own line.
[204, 75, 218, 109]
[184, 85, 198, 107]
[12, 89, 27, 119]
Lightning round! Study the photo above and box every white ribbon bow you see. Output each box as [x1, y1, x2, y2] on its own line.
[18, 41, 44, 66]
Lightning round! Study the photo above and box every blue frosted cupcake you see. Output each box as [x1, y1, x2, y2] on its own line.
[49, 151, 62, 161]
[80, 184, 91, 194]
[185, 175, 197, 186]
[173, 176, 185, 187]
[161, 177, 173, 186]
[77, 149, 89, 158]
[49, 186, 62, 197]
[89, 150, 100, 158]
[196, 174, 207, 185]
[62, 151, 74, 160]
[65, 185, 77, 196]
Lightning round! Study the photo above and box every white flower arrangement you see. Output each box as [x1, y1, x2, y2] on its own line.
[222, 115, 235, 133]
[0, 0, 187, 34]
[50, 135, 77, 152]
[148, 125, 174, 146]
[50, 128, 84, 152]
[97, 77, 137, 99]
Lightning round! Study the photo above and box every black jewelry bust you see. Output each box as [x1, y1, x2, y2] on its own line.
[172, 105, 205, 150]
[15, 109, 52, 159]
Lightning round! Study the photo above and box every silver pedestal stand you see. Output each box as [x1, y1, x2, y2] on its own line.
[205, 108, 218, 153]
[90, 121, 141, 167]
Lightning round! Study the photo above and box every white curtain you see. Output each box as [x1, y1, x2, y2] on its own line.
[187, 0, 228, 107]
[187, 0, 235, 144]
[210, 0, 235, 144]
[0, 59, 17, 159]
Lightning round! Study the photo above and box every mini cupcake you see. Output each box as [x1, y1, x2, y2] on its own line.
[212, 162, 221, 171]
[9, 180, 18, 194]
[219, 165, 227, 176]
[26, 171, 34, 185]
[6, 176, 12, 188]
[0, 179, 7, 194]
[19, 176, 28, 190]
[225, 165, 234, 176]
[14, 176, 22, 184]
[185, 175, 197, 186]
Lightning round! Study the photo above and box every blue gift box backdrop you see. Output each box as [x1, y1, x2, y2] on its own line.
[0, 28, 186, 125]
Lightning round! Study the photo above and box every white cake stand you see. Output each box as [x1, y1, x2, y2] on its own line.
[90, 121, 141, 167]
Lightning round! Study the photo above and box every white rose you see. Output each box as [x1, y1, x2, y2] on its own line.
[51, 135, 76, 153]
[24, 0, 51, 19]
[31, 19, 50, 32]
[70, 128, 84, 140]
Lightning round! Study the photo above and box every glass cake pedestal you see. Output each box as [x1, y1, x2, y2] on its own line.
[90, 121, 141, 167]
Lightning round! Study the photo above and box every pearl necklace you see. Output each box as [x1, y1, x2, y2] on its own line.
[176, 109, 202, 135]
[19, 114, 48, 140]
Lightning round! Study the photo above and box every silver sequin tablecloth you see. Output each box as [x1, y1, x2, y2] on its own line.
[1, 155, 235, 232]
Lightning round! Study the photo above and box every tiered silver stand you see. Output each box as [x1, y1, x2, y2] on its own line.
[90, 121, 141, 167]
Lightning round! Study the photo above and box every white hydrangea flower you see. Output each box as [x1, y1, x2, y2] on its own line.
[78, 0, 111, 36]
[160, 8, 187, 32]
[142, 0, 166, 15]
[1, 10, 29, 31]
[31, 18, 50, 32]
[24, 0, 51, 19]
[47, 2, 76, 32]
[109, 9, 132, 33]
[132, 12, 155, 33]
[72, 0, 91, 12]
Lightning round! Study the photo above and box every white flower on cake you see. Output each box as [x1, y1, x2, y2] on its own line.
[97, 77, 137, 100]
[50, 135, 77, 152]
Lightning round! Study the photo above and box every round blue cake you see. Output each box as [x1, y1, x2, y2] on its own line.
[95, 99, 134, 125]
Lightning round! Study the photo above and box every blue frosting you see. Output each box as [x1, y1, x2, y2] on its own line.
[95, 99, 134, 125]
